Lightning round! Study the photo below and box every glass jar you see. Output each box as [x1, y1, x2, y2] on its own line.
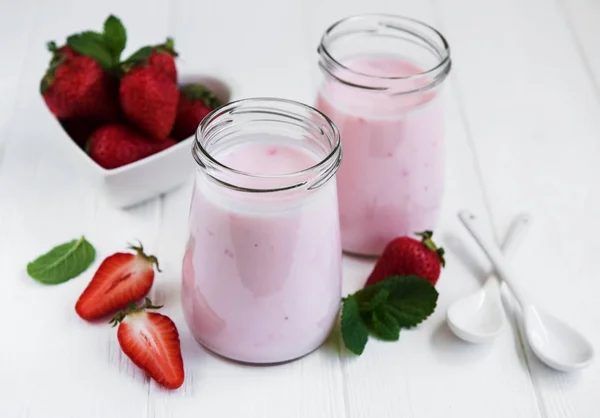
[314, 14, 452, 256]
[182, 98, 342, 364]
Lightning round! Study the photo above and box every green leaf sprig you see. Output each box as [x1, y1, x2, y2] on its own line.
[66, 15, 127, 72]
[341, 275, 439, 355]
[27, 236, 96, 284]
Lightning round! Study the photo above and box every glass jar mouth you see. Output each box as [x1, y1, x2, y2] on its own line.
[193, 98, 342, 193]
[318, 14, 452, 93]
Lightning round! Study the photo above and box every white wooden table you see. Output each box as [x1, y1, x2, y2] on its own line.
[1, 0, 599, 416]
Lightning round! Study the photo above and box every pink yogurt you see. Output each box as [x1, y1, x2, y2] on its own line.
[182, 139, 342, 363]
[316, 56, 445, 255]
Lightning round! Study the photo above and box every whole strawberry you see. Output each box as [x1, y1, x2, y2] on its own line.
[365, 231, 445, 287]
[148, 38, 178, 82]
[120, 66, 179, 140]
[172, 84, 222, 140]
[41, 42, 120, 123]
[88, 124, 176, 169]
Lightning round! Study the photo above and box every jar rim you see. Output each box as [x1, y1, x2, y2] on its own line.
[318, 14, 451, 92]
[193, 97, 342, 193]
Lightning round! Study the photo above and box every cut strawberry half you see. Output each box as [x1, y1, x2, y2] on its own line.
[75, 242, 160, 321]
[111, 299, 184, 389]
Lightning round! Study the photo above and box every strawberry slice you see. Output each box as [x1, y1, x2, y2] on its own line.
[75, 242, 160, 321]
[111, 299, 184, 389]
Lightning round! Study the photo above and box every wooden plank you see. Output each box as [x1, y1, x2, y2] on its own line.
[558, 0, 600, 98]
[0, 0, 37, 162]
[436, 0, 600, 416]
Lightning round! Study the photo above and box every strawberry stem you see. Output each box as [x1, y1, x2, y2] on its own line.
[40, 41, 69, 94]
[415, 230, 446, 267]
[181, 84, 222, 108]
[155, 37, 178, 56]
[127, 241, 161, 272]
[109, 298, 163, 326]
[47, 41, 59, 53]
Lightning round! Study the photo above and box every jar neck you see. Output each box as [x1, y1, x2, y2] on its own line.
[193, 98, 342, 193]
[318, 14, 451, 95]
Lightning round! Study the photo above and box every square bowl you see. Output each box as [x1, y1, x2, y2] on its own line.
[49, 74, 233, 208]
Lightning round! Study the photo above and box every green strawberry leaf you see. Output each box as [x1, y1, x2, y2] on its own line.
[154, 37, 178, 56]
[181, 84, 222, 108]
[27, 237, 96, 284]
[103, 15, 126, 62]
[78, 31, 105, 43]
[341, 295, 369, 355]
[67, 33, 114, 70]
[123, 46, 153, 64]
[371, 309, 401, 341]
[119, 46, 153, 74]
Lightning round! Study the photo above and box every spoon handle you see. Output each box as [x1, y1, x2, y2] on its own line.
[500, 213, 532, 257]
[458, 210, 530, 309]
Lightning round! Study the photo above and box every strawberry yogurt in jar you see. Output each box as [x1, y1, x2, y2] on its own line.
[315, 15, 452, 256]
[182, 98, 342, 363]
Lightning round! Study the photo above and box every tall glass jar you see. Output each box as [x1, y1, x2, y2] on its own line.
[182, 98, 342, 364]
[315, 14, 452, 256]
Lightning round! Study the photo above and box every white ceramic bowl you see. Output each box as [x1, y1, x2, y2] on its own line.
[50, 74, 232, 208]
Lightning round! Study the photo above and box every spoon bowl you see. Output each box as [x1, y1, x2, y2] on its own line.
[525, 306, 595, 372]
[447, 278, 505, 343]
[458, 210, 595, 372]
[447, 213, 531, 343]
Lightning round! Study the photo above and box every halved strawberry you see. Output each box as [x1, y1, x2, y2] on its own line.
[111, 299, 184, 389]
[75, 243, 160, 321]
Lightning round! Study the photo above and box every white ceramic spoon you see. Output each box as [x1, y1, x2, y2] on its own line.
[459, 210, 595, 372]
[447, 213, 531, 343]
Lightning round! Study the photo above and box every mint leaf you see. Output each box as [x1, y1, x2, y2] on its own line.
[367, 288, 389, 310]
[384, 276, 438, 328]
[341, 295, 369, 355]
[371, 309, 400, 341]
[27, 237, 95, 284]
[103, 15, 126, 62]
[339, 275, 438, 354]
[67, 33, 113, 70]
[356, 275, 438, 328]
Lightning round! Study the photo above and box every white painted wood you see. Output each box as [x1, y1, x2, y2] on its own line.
[435, 0, 600, 416]
[559, 0, 600, 98]
[0, 0, 598, 416]
[0, 0, 168, 417]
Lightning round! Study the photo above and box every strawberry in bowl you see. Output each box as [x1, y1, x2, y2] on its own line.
[40, 15, 231, 208]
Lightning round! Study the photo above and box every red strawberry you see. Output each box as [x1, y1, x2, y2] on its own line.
[172, 84, 222, 140]
[75, 243, 160, 320]
[41, 42, 120, 123]
[365, 231, 445, 287]
[88, 125, 176, 169]
[111, 299, 184, 389]
[55, 44, 78, 60]
[148, 38, 177, 82]
[120, 66, 179, 140]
